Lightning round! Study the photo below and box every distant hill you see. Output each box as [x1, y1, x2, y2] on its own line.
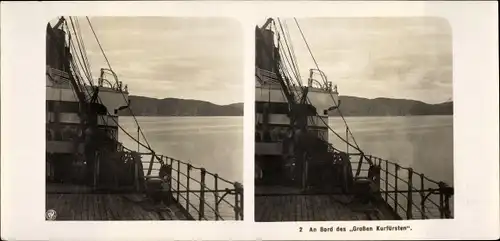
[225, 102, 244, 112]
[118, 95, 243, 116]
[118, 95, 452, 117]
[330, 96, 453, 116]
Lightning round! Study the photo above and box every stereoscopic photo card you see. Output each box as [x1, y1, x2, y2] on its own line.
[1, 1, 498, 241]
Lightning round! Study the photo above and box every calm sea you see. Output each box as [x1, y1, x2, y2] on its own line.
[118, 116, 244, 219]
[119, 115, 453, 185]
[328, 115, 453, 185]
[118, 115, 453, 218]
[119, 116, 244, 182]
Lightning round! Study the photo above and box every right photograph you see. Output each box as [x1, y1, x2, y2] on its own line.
[254, 17, 454, 221]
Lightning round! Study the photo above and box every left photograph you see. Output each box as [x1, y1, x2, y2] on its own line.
[45, 16, 244, 221]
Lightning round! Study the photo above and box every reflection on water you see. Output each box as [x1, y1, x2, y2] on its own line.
[329, 115, 454, 219]
[118, 116, 244, 220]
[119, 115, 453, 185]
[328, 115, 453, 185]
[117, 115, 452, 219]
[118, 116, 243, 183]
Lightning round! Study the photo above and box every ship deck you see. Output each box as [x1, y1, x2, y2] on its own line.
[46, 183, 189, 220]
[254, 186, 398, 221]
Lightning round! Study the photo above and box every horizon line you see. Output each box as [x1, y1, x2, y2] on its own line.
[127, 93, 452, 106]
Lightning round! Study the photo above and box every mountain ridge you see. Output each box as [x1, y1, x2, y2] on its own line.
[118, 95, 452, 117]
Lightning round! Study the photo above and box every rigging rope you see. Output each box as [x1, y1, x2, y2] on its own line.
[67, 25, 92, 88]
[60, 17, 154, 153]
[62, 22, 85, 90]
[47, 17, 160, 189]
[277, 46, 300, 89]
[276, 19, 302, 87]
[85, 17, 153, 151]
[273, 20, 311, 108]
[65, 22, 119, 143]
[283, 20, 302, 86]
[75, 17, 93, 83]
[293, 18, 364, 153]
[68, 18, 93, 84]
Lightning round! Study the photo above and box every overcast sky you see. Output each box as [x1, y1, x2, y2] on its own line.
[273, 17, 452, 104]
[53, 17, 451, 105]
[62, 17, 243, 105]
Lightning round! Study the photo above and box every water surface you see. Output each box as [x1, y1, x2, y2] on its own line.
[328, 116, 453, 184]
[119, 116, 244, 183]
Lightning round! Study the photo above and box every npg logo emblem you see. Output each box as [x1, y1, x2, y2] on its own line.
[46, 209, 57, 221]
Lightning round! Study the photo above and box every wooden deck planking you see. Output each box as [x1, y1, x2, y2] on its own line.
[46, 193, 189, 220]
[262, 197, 270, 221]
[255, 194, 398, 222]
[82, 194, 89, 220]
[102, 195, 113, 220]
[314, 196, 326, 221]
[325, 196, 338, 220]
[103, 195, 115, 219]
[94, 195, 101, 220]
[254, 198, 265, 221]
[61, 194, 71, 220]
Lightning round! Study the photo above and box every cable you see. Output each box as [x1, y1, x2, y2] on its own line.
[49, 17, 171, 189]
[65, 20, 112, 131]
[85, 17, 153, 151]
[293, 18, 363, 152]
[69, 18, 93, 83]
[277, 18, 302, 87]
[68, 27, 92, 86]
[264, 18, 366, 156]
[58, 18, 147, 153]
[277, 37, 301, 88]
[283, 20, 302, 85]
[74, 17, 93, 82]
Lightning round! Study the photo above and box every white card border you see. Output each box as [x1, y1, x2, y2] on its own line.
[1, 1, 498, 240]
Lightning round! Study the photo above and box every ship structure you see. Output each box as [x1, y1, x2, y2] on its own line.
[45, 16, 243, 221]
[254, 18, 454, 221]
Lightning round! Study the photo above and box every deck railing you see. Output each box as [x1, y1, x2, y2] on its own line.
[322, 138, 454, 220]
[128, 149, 243, 221]
[349, 153, 454, 220]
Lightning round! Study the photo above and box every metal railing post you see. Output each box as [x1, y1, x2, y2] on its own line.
[385, 160, 389, 201]
[394, 164, 399, 215]
[420, 173, 426, 218]
[406, 168, 413, 219]
[177, 160, 180, 201]
[355, 154, 364, 177]
[187, 164, 191, 214]
[214, 174, 219, 220]
[199, 168, 206, 220]
[234, 182, 243, 220]
[147, 153, 154, 176]
[240, 183, 244, 220]
[444, 187, 452, 218]
[439, 182, 445, 218]
[133, 154, 138, 191]
[346, 127, 349, 153]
